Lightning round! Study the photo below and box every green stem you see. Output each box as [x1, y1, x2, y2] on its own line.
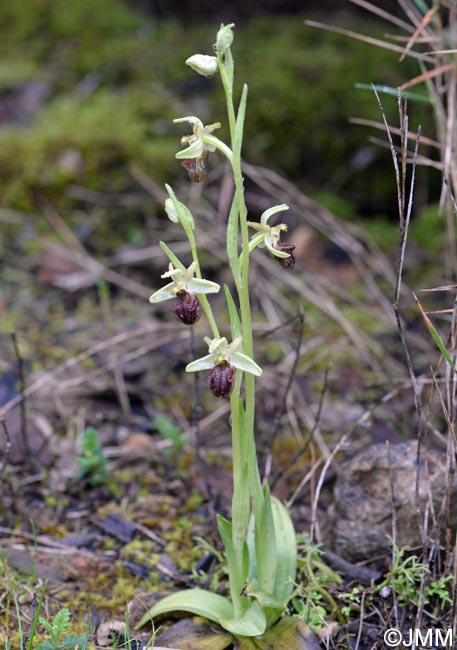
[218, 53, 264, 527]
[186, 226, 220, 340]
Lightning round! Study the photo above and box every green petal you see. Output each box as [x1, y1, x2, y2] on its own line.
[149, 283, 175, 303]
[231, 352, 262, 376]
[186, 354, 215, 372]
[187, 278, 221, 295]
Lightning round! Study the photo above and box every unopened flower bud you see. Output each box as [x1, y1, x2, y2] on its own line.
[165, 198, 179, 223]
[171, 290, 201, 325]
[215, 24, 235, 55]
[274, 242, 296, 269]
[208, 361, 236, 398]
[185, 54, 218, 78]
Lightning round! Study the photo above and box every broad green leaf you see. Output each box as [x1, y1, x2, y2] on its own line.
[355, 83, 432, 104]
[224, 284, 242, 340]
[159, 241, 186, 272]
[136, 589, 233, 630]
[271, 497, 297, 605]
[222, 599, 267, 637]
[255, 485, 276, 595]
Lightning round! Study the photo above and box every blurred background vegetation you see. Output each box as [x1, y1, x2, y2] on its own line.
[0, 1, 440, 229]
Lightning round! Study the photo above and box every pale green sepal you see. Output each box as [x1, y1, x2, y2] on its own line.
[224, 285, 242, 340]
[186, 354, 215, 372]
[255, 485, 277, 595]
[136, 589, 233, 630]
[261, 204, 289, 225]
[221, 600, 267, 637]
[149, 283, 175, 303]
[176, 139, 204, 160]
[271, 497, 297, 605]
[188, 278, 221, 294]
[264, 238, 291, 259]
[231, 351, 262, 376]
[159, 241, 186, 272]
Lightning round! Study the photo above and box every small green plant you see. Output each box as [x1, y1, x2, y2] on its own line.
[290, 534, 343, 632]
[340, 586, 363, 619]
[153, 414, 190, 457]
[377, 543, 428, 607]
[139, 23, 298, 640]
[75, 426, 110, 486]
[37, 608, 89, 650]
[424, 575, 453, 609]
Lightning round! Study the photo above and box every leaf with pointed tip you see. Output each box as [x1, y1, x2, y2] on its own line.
[255, 485, 276, 595]
[224, 285, 242, 341]
[271, 497, 297, 605]
[135, 589, 233, 630]
[221, 599, 267, 637]
[159, 242, 186, 272]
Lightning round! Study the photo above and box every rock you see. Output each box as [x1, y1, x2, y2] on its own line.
[329, 440, 457, 562]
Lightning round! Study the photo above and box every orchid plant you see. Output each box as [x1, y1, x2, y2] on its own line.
[139, 24, 298, 638]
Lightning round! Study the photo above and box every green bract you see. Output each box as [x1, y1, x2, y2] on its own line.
[149, 262, 220, 304]
[186, 336, 262, 376]
[248, 204, 291, 259]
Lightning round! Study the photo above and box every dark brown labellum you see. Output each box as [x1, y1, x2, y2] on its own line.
[274, 242, 296, 269]
[208, 361, 236, 398]
[181, 151, 209, 183]
[171, 290, 201, 325]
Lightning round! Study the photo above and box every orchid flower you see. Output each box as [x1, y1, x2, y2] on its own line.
[247, 204, 295, 267]
[186, 336, 262, 375]
[149, 262, 220, 304]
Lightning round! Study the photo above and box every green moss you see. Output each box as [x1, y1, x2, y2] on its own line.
[0, 87, 176, 209]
